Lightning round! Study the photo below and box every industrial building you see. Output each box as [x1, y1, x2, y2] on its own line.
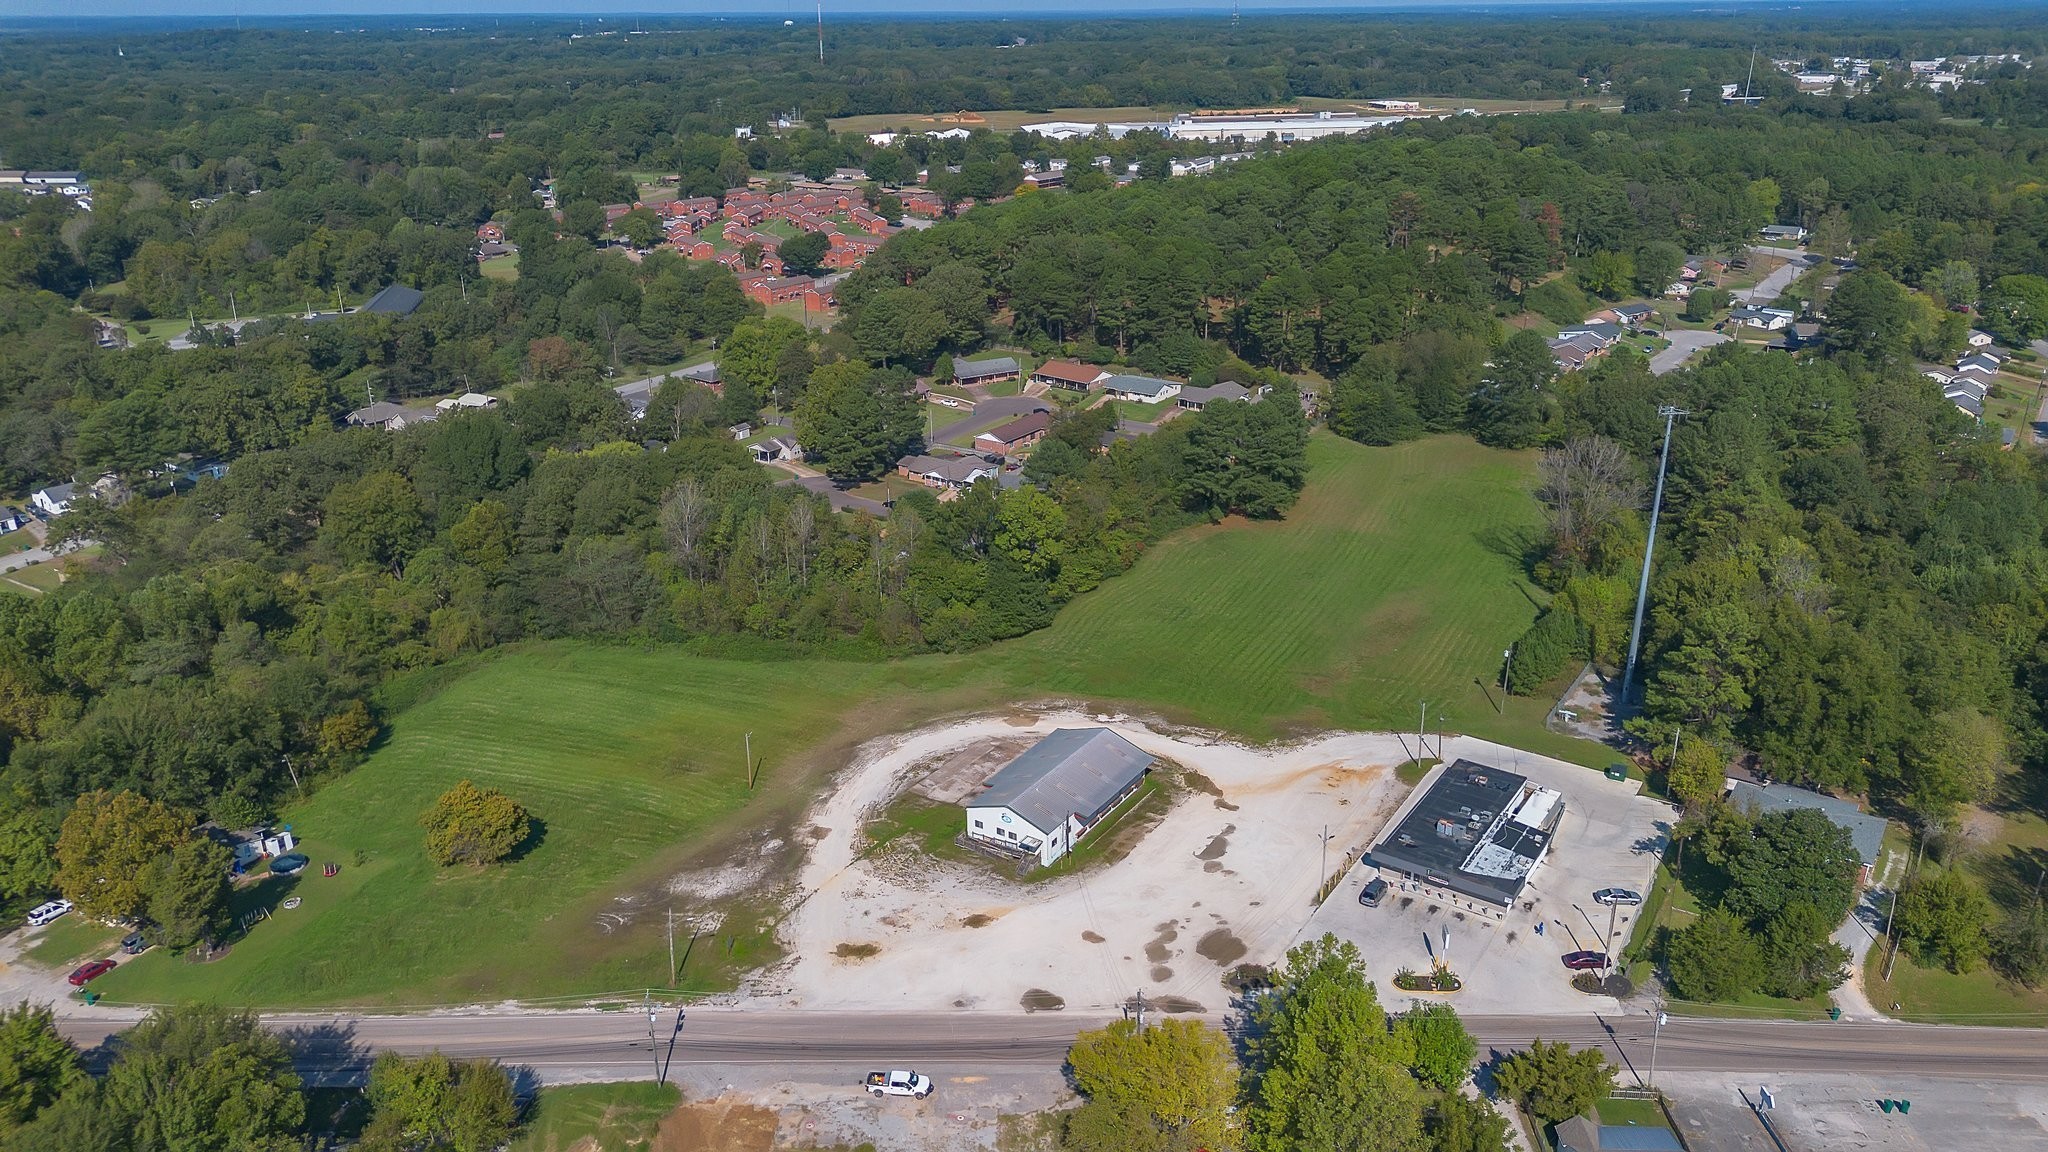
[1165, 110, 1403, 143]
[1368, 761, 1564, 912]
[963, 728, 1155, 867]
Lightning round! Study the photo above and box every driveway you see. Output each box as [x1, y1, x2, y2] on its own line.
[1651, 331, 1730, 376]
[930, 396, 1050, 445]
[0, 546, 56, 575]
[775, 474, 890, 517]
[1733, 248, 1820, 306]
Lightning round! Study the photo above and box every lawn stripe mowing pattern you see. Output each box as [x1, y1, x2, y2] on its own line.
[97, 646, 888, 1007]
[1002, 433, 1548, 739]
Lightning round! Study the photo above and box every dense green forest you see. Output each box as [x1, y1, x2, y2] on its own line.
[0, 8, 2047, 1013]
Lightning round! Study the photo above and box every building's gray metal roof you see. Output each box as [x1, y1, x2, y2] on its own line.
[954, 355, 1020, 378]
[361, 283, 424, 315]
[966, 728, 1154, 835]
[1597, 1126, 1685, 1152]
[1728, 781, 1887, 865]
[1102, 374, 1178, 398]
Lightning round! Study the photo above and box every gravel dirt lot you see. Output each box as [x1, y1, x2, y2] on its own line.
[757, 709, 1418, 1015]
[1300, 742, 1672, 1015]
[667, 1066, 1071, 1152]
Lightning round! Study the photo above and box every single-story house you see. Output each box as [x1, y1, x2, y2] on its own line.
[1759, 224, 1809, 244]
[1944, 378, 1988, 404]
[1950, 390, 1985, 418]
[752, 436, 802, 463]
[1968, 328, 1996, 349]
[1549, 340, 1593, 372]
[346, 401, 407, 427]
[1613, 303, 1655, 328]
[1664, 281, 1693, 300]
[0, 505, 24, 533]
[1726, 779, 1888, 885]
[360, 283, 425, 316]
[1558, 322, 1624, 348]
[434, 392, 498, 412]
[896, 453, 998, 492]
[1030, 360, 1109, 391]
[1921, 365, 1957, 386]
[973, 411, 1052, 455]
[676, 362, 724, 392]
[29, 483, 76, 519]
[1957, 352, 2004, 375]
[1728, 306, 1793, 331]
[1176, 382, 1254, 411]
[954, 355, 1022, 387]
[963, 728, 1155, 868]
[1101, 374, 1182, 403]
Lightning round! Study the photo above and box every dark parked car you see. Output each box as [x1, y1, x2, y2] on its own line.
[1562, 951, 1609, 971]
[269, 852, 309, 876]
[1358, 877, 1389, 908]
[67, 959, 116, 987]
[1593, 888, 1644, 907]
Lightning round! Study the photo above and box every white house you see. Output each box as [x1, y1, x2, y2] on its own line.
[964, 728, 1155, 867]
[1968, 328, 1995, 349]
[434, 392, 499, 412]
[1101, 374, 1182, 403]
[29, 482, 76, 519]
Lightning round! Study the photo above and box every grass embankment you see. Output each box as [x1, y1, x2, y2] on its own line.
[98, 433, 1599, 1006]
[510, 1082, 681, 1152]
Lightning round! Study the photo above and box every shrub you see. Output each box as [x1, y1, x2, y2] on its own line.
[1506, 608, 1588, 695]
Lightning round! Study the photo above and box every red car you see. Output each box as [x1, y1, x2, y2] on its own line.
[1562, 951, 1609, 971]
[67, 959, 116, 987]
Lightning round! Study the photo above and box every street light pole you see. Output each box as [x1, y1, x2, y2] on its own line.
[644, 993, 661, 1083]
[1622, 406, 1688, 705]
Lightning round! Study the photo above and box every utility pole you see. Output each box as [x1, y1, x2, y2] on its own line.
[1497, 647, 1512, 712]
[744, 732, 755, 789]
[666, 907, 676, 987]
[1622, 406, 1688, 704]
[1648, 1004, 1668, 1088]
[1134, 989, 1145, 1035]
[643, 991, 660, 1083]
[280, 754, 302, 797]
[1320, 824, 1334, 898]
[1418, 702, 1427, 763]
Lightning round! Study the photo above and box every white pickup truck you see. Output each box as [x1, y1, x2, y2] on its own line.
[864, 1070, 934, 1098]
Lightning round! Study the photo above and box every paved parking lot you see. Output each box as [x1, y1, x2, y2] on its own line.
[1298, 737, 1674, 1015]
[1665, 1073, 2048, 1152]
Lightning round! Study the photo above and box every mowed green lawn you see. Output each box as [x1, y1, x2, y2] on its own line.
[95, 646, 901, 1006]
[94, 432, 1591, 1006]
[1002, 434, 1565, 747]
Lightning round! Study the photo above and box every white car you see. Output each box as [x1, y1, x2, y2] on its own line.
[26, 899, 72, 927]
[864, 1070, 934, 1098]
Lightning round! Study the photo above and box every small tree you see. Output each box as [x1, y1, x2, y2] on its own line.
[1396, 1002, 1477, 1091]
[1065, 1018, 1237, 1152]
[1429, 1093, 1512, 1152]
[1665, 907, 1763, 1001]
[1896, 868, 1995, 974]
[1665, 736, 1726, 809]
[421, 781, 530, 867]
[1492, 1039, 1614, 1125]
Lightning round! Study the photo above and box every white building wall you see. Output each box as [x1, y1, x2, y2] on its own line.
[965, 804, 1070, 866]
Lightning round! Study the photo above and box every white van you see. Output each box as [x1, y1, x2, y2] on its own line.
[25, 899, 72, 927]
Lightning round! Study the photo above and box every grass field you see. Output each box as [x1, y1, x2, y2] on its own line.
[478, 253, 520, 281]
[94, 432, 1601, 1005]
[510, 1082, 680, 1152]
[24, 916, 119, 969]
[1000, 434, 1576, 750]
[1594, 1098, 1669, 1129]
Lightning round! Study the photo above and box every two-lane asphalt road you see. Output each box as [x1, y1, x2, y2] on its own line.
[55, 1009, 2048, 1085]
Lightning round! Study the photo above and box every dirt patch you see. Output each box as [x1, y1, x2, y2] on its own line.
[1081, 930, 1105, 943]
[1150, 965, 1173, 982]
[1196, 826, 1234, 861]
[1020, 988, 1065, 1012]
[962, 913, 997, 928]
[651, 1097, 776, 1152]
[1145, 924, 1178, 963]
[1182, 770, 1223, 797]
[808, 825, 831, 840]
[1151, 995, 1204, 1014]
[1203, 861, 1223, 873]
[834, 942, 881, 960]
[1195, 928, 1247, 966]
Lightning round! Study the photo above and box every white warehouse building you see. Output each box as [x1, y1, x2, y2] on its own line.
[1165, 110, 1403, 143]
[963, 728, 1155, 867]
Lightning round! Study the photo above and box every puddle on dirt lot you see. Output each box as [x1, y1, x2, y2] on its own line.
[1152, 995, 1204, 1013]
[1020, 988, 1066, 1012]
[653, 1098, 777, 1152]
[962, 913, 998, 928]
[1196, 928, 1247, 966]
[1081, 930, 1105, 943]
[833, 942, 880, 960]
[1197, 825, 1235, 861]
[1145, 923, 1179, 963]
[1150, 965, 1173, 982]
[1203, 861, 1223, 873]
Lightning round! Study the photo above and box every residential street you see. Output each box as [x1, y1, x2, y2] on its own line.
[0, 546, 55, 575]
[1650, 330, 1730, 375]
[1733, 248, 1820, 306]
[43, 1009, 2048, 1086]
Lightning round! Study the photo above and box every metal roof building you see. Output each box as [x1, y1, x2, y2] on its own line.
[1727, 780, 1887, 873]
[1368, 760, 1565, 910]
[964, 728, 1155, 867]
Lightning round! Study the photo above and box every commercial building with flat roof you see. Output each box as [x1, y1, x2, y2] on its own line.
[1368, 760, 1564, 911]
[964, 728, 1154, 867]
